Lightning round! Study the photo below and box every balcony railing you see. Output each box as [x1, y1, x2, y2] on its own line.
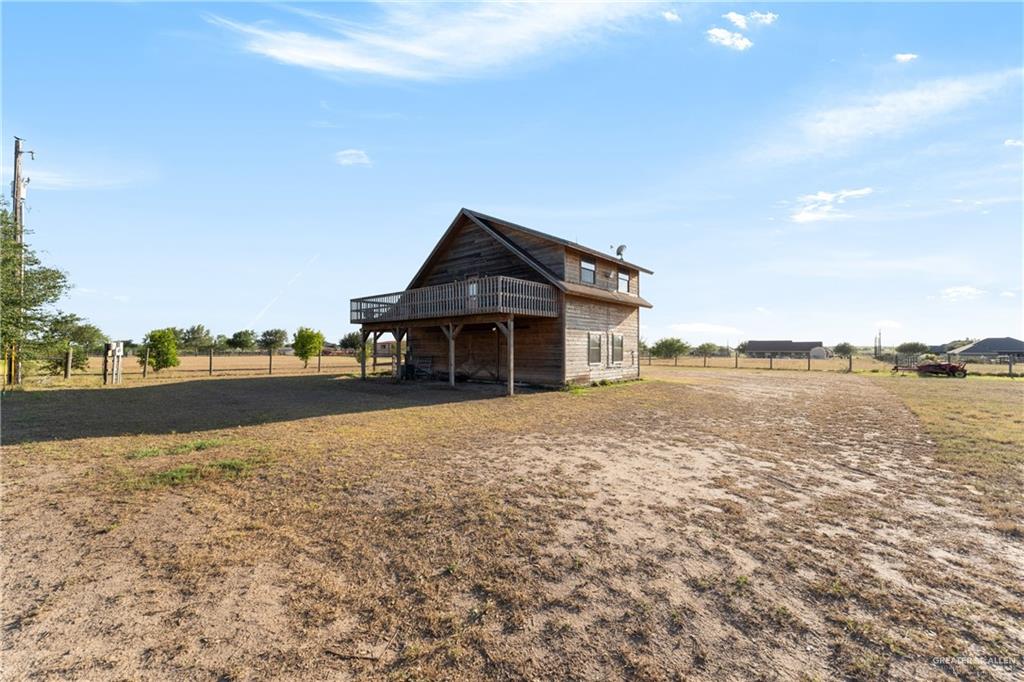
[351, 275, 558, 325]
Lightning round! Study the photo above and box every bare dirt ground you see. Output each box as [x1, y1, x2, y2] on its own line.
[2, 369, 1021, 680]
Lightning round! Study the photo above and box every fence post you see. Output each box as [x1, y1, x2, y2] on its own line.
[209, 347, 214, 376]
[769, 356, 773, 370]
[674, 354, 678, 366]
[647, 353, 651, 366]
[807, 354, 811, 371]
[735, 351, 739, 369]
[318, 351, 322, 373]
[268, 350, 273, 375]
[143, 348, 149, 378]
[64, 347, 72, 380]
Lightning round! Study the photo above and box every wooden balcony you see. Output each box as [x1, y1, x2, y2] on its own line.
[351, 275, 558, 325]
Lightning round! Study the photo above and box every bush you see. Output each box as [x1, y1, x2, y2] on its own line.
[139, 328, 180, 372]
[293, 327, 325, 368]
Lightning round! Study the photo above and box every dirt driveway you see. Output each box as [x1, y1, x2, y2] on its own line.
[2, 370, 1021, 680]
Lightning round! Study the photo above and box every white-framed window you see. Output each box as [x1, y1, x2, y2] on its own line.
[581, 259, 596, 285]
[611, 334, 624, 363]
[617, 270, 629, 293]
[588, 332, 602, 364]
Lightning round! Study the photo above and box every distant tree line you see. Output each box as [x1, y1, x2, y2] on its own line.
[134, 325, 329, 373]
[643, 336, 943, 372]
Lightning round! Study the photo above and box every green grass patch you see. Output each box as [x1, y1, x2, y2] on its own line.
[126, 438, 227, 460]
[137, 456, 264, 489]
[147, 464, 202, 486]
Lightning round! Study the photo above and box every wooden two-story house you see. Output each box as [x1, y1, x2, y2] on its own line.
[350, 208, 652, 393]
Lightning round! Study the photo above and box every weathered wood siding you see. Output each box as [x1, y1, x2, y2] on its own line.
[487, 223, 566, 278]
[409, 318, 564, 386]
[564, 249, 639, 295]
[563, 295, 639, 384]
[417, 217, 547, 287]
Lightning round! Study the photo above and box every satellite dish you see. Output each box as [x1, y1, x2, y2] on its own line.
[615, 244, 627, 259]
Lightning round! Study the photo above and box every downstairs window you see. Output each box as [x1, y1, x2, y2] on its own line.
[588, 332, 602, 364]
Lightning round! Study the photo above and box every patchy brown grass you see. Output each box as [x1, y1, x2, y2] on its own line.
[2, 371, 1021, 680]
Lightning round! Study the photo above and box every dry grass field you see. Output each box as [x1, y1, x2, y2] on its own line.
[2, 368, 1022, 680]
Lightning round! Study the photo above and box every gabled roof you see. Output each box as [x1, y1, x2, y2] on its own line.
[948, 337, 1024, 355]
[464, 208, 654, 275]
[407, 208, 652, 308]
[745, 340, 823, 352]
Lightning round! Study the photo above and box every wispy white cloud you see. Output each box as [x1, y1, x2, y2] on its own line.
[335, 149, 371, 166]
[722, 12, 747, 30]
[207, 3, 651, 80]
[875, 319, 902, 329]
[939, 285, 987, 302]
[761, 69, 1022, 160]
[1, 167, 134, 191]
[999, 290, 1016, 298]
[723, 10, 777, 29]
[893, 53, 918, 63]
[791, 187, 873, 223]
[748, 11, 778, 26]
[706, 27, 752, 51]
[755, 306, 771, 315]
[1005, 138, 1023, 147]
[662, 9, 681, 23]
[671, 322, 742, 335]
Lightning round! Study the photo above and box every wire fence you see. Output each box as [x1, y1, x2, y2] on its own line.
[638, 354, 1016, 375]
[16, 349, 1017, 388]
[20, 350, 396, 388]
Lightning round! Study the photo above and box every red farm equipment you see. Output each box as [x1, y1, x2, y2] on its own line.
[892, 360, 967, 378]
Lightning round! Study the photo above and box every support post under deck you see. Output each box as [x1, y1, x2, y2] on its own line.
[360, 330, 370, 380]
[496, 316, 515, 396]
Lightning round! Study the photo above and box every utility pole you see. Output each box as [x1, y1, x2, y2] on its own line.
[6, 137, 34, 385]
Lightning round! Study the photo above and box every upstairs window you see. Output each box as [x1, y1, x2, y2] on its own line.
[581, 259, 596, 285]
[612, 334, 624, 363]
[588, 332, 602, 364]
[617, 271, 629, 293]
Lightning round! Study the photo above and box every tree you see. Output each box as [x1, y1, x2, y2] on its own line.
[39, 313, 107, 375]
[212, 334, 230, 352]
[650, 338, 690, 365]
[735, 341, 749, 354]
[1, 204, 70, 380]
[695, 342, 718, 367]
[339, 331, 363, 350]
[292, 327, 325, 368]
[833, 342, 856, 372]
[896, 342, 930, 356]
[258, 329, 288, 354]
[138, 328, 180, 372]
[181, 324, 213, 354]
[227, 329, 257, 352]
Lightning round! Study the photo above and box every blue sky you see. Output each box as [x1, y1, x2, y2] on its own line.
[3, 2, 1021, 346]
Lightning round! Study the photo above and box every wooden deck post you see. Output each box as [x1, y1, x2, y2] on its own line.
[392, 328, 404, 380]
[440, 323, 464, 387]
[372, 331, 382, 373]
[360, 330, 369, 380]
[496, 316, 514, 396]
[209, 346, 214, 376]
